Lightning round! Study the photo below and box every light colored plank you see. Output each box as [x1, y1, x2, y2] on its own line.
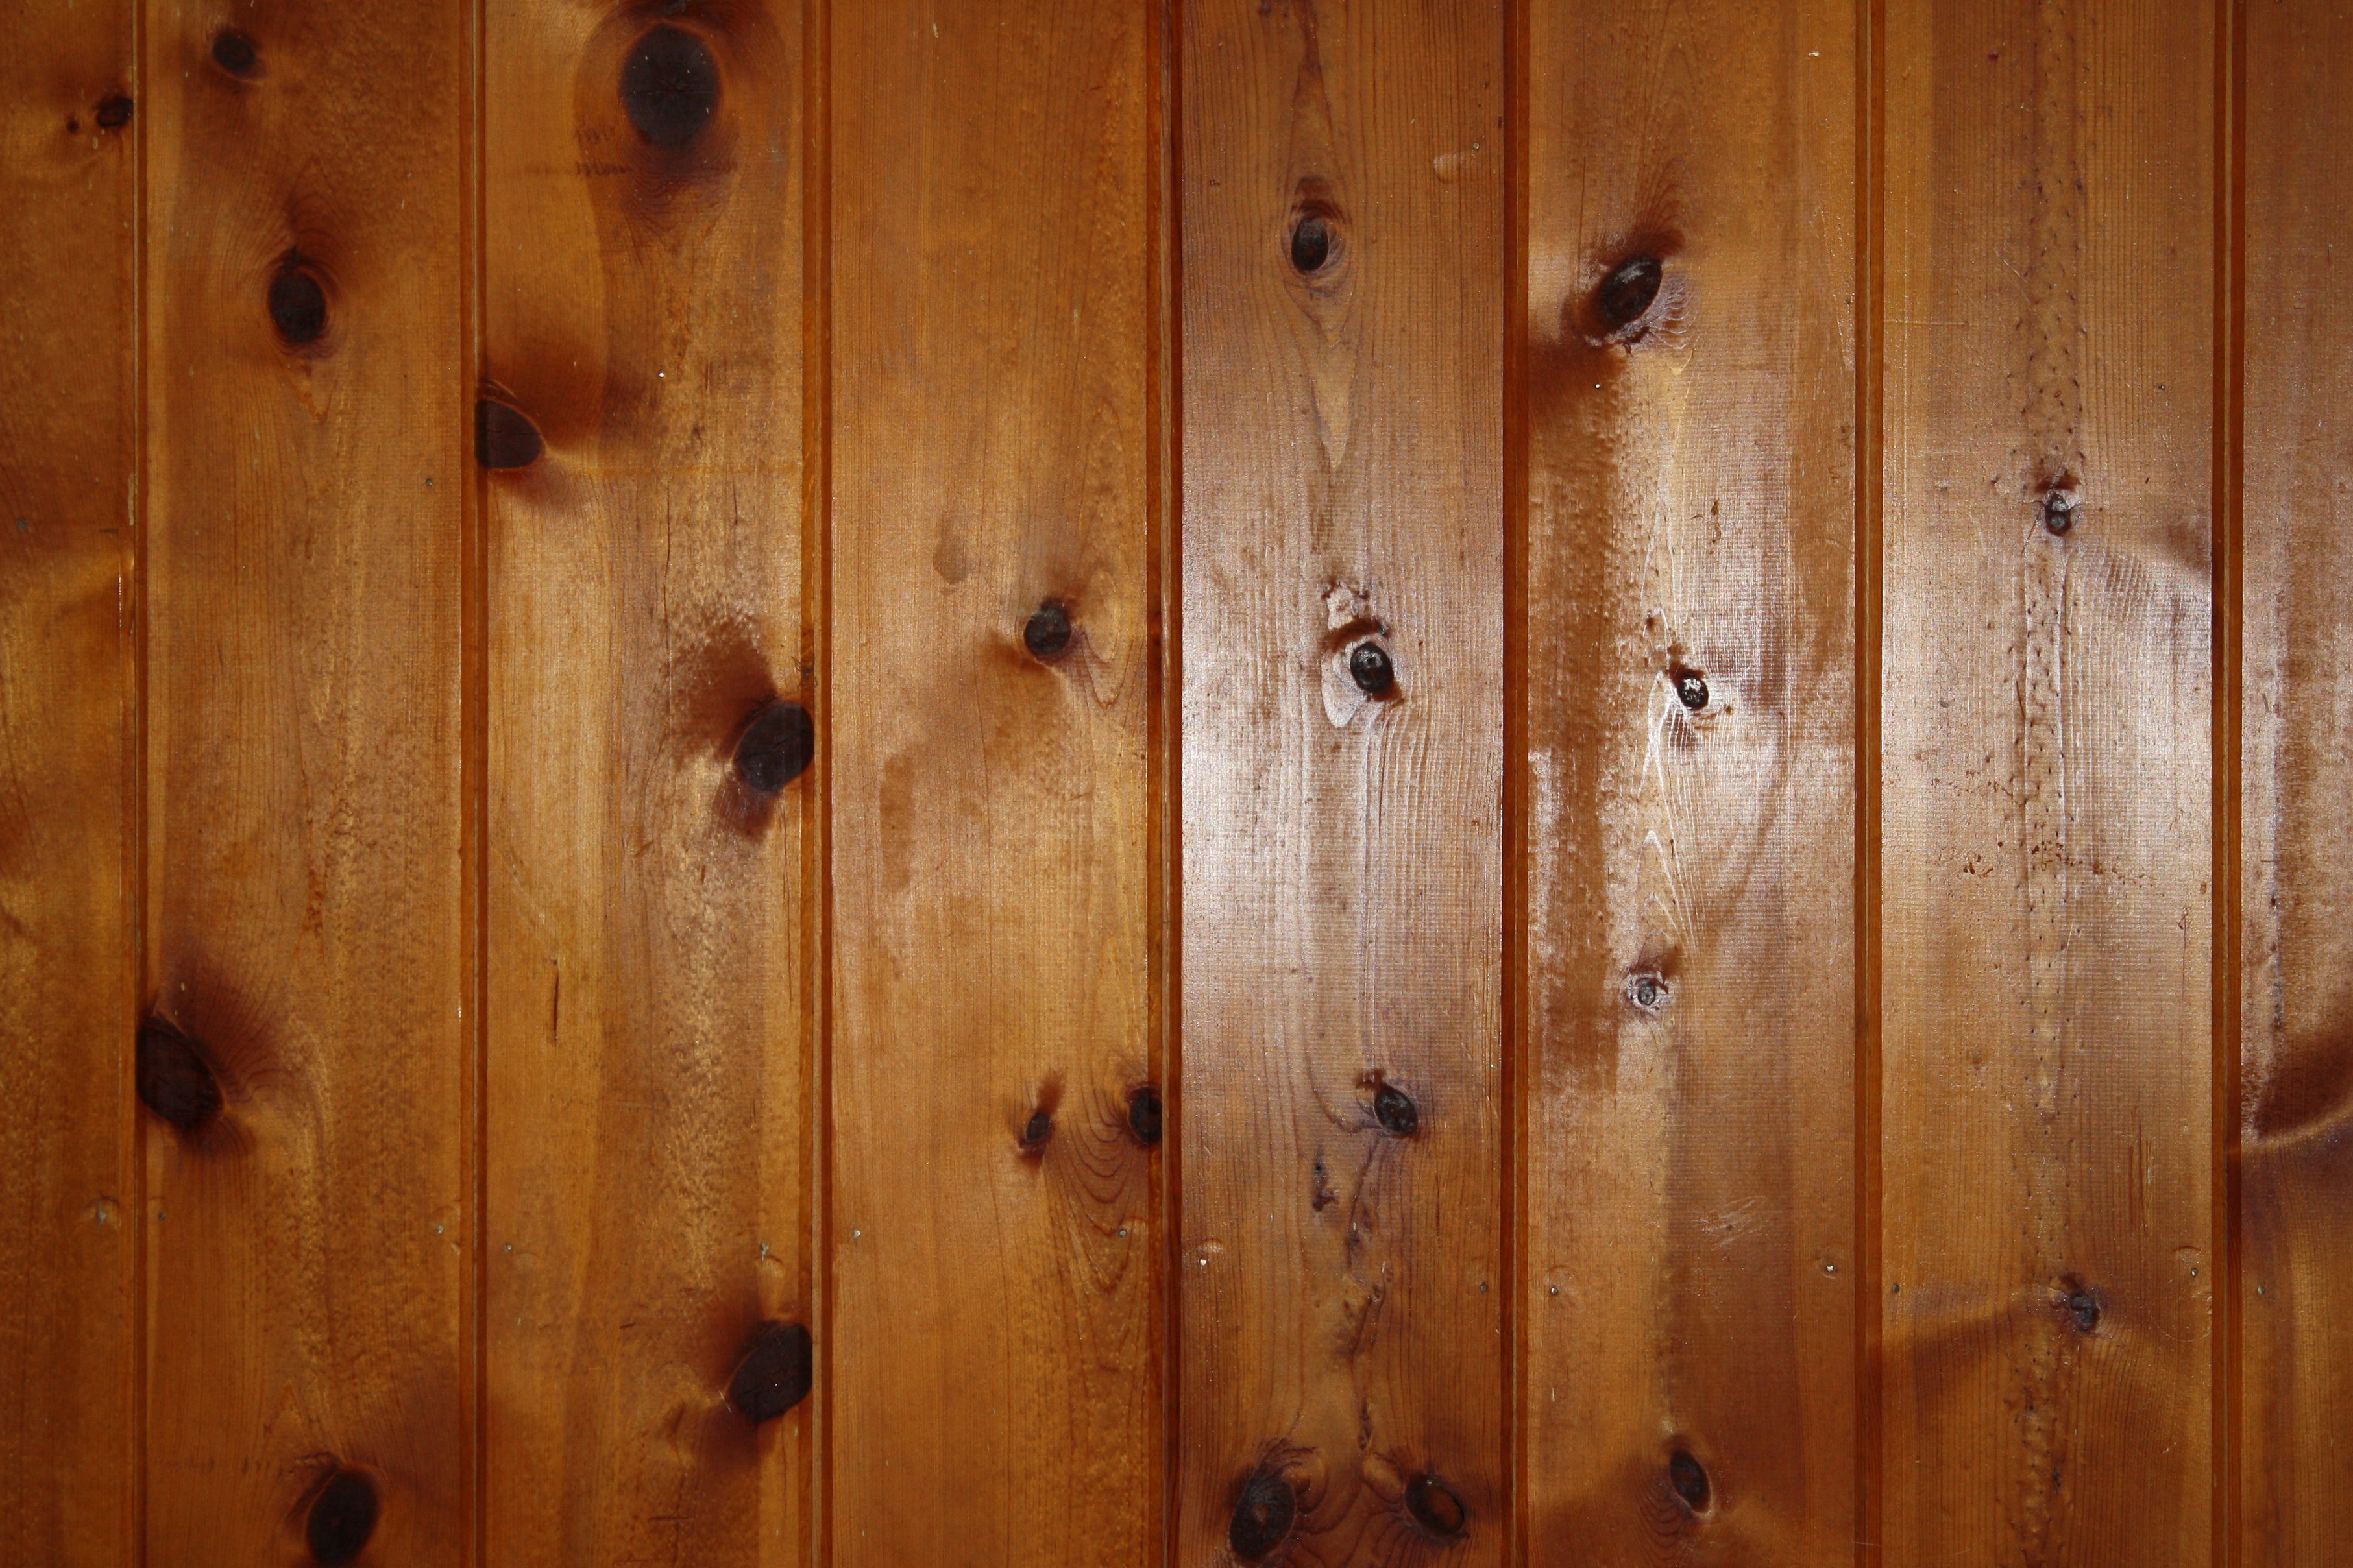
[480, 2, 813, 1565]
[1519, 0, 1859, 1560]
[1176, 0, 1506, 1560]
[0, 2, 138, 1562]
[1879, 0, 2217, 1560]
[826, 3, 1159, 1562]
[141, 0, 472, 1560]
[2240, 3, 2353, 1561]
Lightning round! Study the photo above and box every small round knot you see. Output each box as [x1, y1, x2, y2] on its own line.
[211, 29, 259, 77]
[1626, 972, 1668, 1013]
[1372, 1081, 1418, 1138]
[1405, 1471, 1468, 1539]
[733, 699, 814, 795]
[1668, 1449, 1711, 1514]
[1291, 213, 1332, 274]
[1228, 1465, 1298, 1563]
[1020, 1106, 1054, 1153]
[2066, 1288, 2100, 1332]
[95, 95, 134, 129]
[1023, 601, 1073, 662]
[620, 25, 718, 149]
[475, 399, 544, 470]
[1348, 641, 1395, 697]
[727, 1320, 813, 1423]
[304, 1467, 378, 1566]
[1674, 670, 1708, 712]
[2042, 490, 2077, 534]
[1596, 257, 1663, 330]
[136, 1019, 222, 1132]
[1127, 1084, 1162, 1148]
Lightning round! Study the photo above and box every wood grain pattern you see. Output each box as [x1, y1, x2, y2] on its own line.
[1518, 2, 1859, 1562]
[2240, 2, 2350, 1560]
[0, 1, 138, 1563]
[1879, 1, 2219, 1561]
[481, 0, 813, 1562]
[140, 0, 473, 1560]
[825, 3, 1159, 1563]
[1177, 1, 1506, 1561]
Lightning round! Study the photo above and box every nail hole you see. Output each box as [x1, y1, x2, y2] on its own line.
[733, 699, 814, 795]
[620, 24, 718, 150]
[1674, 670, 1709, 712]
[304, 1468, 378, 1566]
[1372, 1082, 1419, 1138]
[1290, 213, 1332, 274]
[474, 399, 543, 470]
[1596, 257, 1663, 330]
[136, 1019, 223, 1132]
[1348, 641, 1395, 697]
[1668, 1449, 1711, 1514]
[1405, 1472, 1468, 1539]
[1626, 972, 1668, 1013]
[1127, 1084, 1162, 1148]
[1023, 601, 1073, 662]
[268, 259, 328, 348]
[95, 95, 134, 129]
[1229, 1465, 1298, 1563]
[726, 1320, 813, 1424]
[210, 29, 259, 77]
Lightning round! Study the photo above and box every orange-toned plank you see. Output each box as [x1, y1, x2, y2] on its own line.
[141, 0, 471, 1560]
[481, 0, 814, 1562]
[1176, 1, 1506, 1560]
[2240, 3, 2353, 1562]
[827, 3, 1159, 1563]
[1880, 1, 2217, 1560]
[1519, 1, 1859, 1560]
[0, 2, 138, 1562]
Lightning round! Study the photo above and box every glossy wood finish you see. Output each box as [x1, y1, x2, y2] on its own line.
[140, 0, 473, 1560]
[481, 0, 812, 1562]
[0, 2, 137, 1563]
[1879, 1, 2220, 1562]
[2241, 3, 2351, 1562]
[825, 3, 1160, 1563]
[1520, 1, 1859, 1562]
[1178, 1, 1507, 1560]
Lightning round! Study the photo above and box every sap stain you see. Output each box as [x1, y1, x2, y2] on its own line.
[268, 254, 329, 348]
[1228, 1464, 1298, 1562]
[210, 29, 259, 77]
[620, 24, 718, 149]
[474, 399, 543, 470]
[727, 1320, 813, 1423]
[136, 1017, 222, 1132]
[733, 699, 813, 795]
[1024, 600, 1073, 662]
[1405, 1471, 1469, 1539]
[1127, 1083, 1162, 1148]
[303, 1467, 378, 1566]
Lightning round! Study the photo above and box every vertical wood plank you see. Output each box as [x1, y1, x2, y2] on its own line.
[0, 1, 138, 1562]
[2241, 2, 2352, 1561]
[1518, 1, 1859, 1561]
[827, 3, 1159, 1563]
[481, 0, 812, 1560]
[141, 0, 472, 1558]
[1880, 1, 2217, 1561]
[1176, 1, 1506, 1560]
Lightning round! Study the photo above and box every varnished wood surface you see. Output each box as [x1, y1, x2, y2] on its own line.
[2241, 3, 2350, 1561]
[481, 0, 813, 1562]
[1520, 1, 1859, 1562]
[2, 2, 2344, 1564]
[825, 3, 1160, 1563]
[1879, 0, 2220, 1562]
[0, 3, 136, 1564]
[1178, 1, 1507, 1562]
[140, 0, 474, 1560]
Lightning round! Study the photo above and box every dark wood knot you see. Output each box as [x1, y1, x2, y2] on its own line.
[1672, 668, 1708, 712]
[1228, 1464, 1298, 1562]
[1291, 213, 1332, 274]
[1626, 971, 1669, 1012]
[95, 95, 134, 129]
[1405, 1471, 1468, 1539]
[1348, 640, 1395, 697]
[210, 29, 259, 77]
[1127, 1084, 1162, 1148]
[620, 25, 718, 150]
[268, 255, 328, 348]
[1668, 1449, 1711, 1514]
[2042, 490, 2077, 534]
[305, 1467, 378, 1566]
[1023, 601, 1073, 662]
[727, 1320, 813, 1423]
[733, 699, 814, 795]
[1019, 1106, 1054, 1153]
[1596, 257, 1663, 330]
[474, 399, 543, 470]
[136, 1018, 222, 1132]
[2066, 1287, 2101, 1333]
[1372, 1081, 1418, 1138]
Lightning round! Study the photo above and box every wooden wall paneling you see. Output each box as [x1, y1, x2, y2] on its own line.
[827, 2, 1160, 1563]
[1879, 0, 2219, 1561]
[1177, 1, 1507, 1561]
[1518, 0, 1860, 1561]
[2241, 1, 2352, 1561]
[0, 0, 138, 1562]
[480, 0, 813, 1561]
[140, 0, 473, 1559]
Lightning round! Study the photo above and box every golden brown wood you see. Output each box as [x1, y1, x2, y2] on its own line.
[480, 0, 813, 1562]
[140, 0, 472, 1561]
[1177, 1, 1506, 1560]
[2241, 3, 2350, 1561]
[1519, 1, 1860, 1562]
[0, 2, 137, 1563]
[1880, 1, 2219, 1561]
[825, 3, 1159, 1563]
